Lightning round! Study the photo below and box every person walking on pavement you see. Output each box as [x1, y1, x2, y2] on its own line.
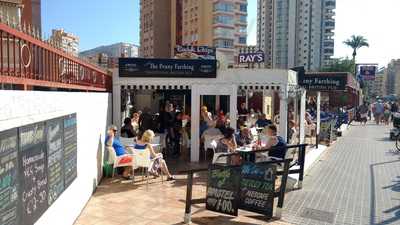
[373, 101, 384, 125]
[358, 102, 369, 125]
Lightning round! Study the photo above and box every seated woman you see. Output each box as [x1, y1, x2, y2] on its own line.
[260, 124, 287, 160]
[216, 127, 240, 165]
[235, 127, 253, 147]
[134, 130, 175, 181]
[105, 125, 134, 179]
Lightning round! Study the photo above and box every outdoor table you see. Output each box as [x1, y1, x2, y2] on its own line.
[236, 145, 256, 162]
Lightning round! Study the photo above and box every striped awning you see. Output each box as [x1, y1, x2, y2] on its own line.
[120, 84, 282, 91]
[121, 85, 191, 90]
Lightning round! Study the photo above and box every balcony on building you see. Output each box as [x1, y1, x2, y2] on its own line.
[324, 20, 335, 29]
[325, 0, 336, 9]
[325, 9, 335, 17]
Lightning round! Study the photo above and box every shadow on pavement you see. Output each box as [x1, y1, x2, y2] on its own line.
[370, 161, 400, 225]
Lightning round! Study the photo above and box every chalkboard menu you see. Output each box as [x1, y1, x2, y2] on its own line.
[206, 167, 240, 216]
[63, 114, 77, 188]
[0, 113, 78, 225]
[18, 122, 48, 225]
[0, 128, 19, 225]
[46, 118, 64, 205]
[239, 162, 276, 218]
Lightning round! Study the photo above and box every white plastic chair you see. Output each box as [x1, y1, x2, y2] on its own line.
[212, 152, 228, 164]
[120, 137, 136, 147]
[132, 148, 163, 188]
[204, 135, 222, 160]
[151, 136, 161, 152]
[106, 146, 135, 178]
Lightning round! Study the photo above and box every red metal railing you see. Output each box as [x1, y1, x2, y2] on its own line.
[0, 22, 111, 91]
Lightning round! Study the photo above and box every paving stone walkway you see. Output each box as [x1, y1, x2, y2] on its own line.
[282, 123, 400, 225]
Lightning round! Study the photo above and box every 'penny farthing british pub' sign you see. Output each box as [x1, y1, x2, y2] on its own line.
[119, 58, 217, 78]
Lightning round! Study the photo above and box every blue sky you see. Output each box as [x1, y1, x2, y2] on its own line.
[42, 0, 140, 51]
[42, 0, 400, 66]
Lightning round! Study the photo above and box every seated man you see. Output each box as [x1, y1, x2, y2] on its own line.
[255, 114, 272, 128]
[235, 127, 253, 147]
[105, 125, 133, 179]
[259, 124, 287, 160]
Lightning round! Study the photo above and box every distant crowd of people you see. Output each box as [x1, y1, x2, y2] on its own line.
[357, 100, 399, 125]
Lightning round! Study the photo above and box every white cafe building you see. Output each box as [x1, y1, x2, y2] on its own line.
[112, 58, 309, 162]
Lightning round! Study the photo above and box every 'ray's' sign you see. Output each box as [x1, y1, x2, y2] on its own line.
[238, 51, 265, 64]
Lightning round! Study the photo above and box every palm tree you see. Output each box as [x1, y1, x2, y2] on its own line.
[343, 35, 369, 63]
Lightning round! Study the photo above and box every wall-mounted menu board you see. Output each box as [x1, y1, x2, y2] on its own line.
[63, 114, 77, 188]
[19, 122, 48, 225]
[0, 113, 77, 225]
[0, 128, 19, 225]
[46, 118, 64, 205]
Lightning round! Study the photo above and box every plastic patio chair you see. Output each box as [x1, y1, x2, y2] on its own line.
[106, 146, 135, 178]
[119, 137, 136, 147]
[204, 135, 222, 160]
[132, 148, 163, 188]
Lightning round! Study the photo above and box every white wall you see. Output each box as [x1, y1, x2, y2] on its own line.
[0, 90, 112, 225]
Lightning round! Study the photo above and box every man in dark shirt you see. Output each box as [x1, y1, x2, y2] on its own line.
[255, 114, 272, 128]
[139, 107, 153, 132]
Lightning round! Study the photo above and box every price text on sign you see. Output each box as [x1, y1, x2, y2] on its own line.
[206, 167, 240, 216]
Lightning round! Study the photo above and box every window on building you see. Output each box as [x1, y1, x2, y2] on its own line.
[239, 4, 247, 12]
[214, 2, 234, 12]
[214, 27, 234, 38]
[239, 15, 247, 23]
[214, 15, 234, 25]
[239, 36, 246, 44]
[214, 39, 234, 48]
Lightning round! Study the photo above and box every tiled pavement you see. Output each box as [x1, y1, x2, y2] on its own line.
[75, 122, 400, 225]
[282, 123, 400, 225]
[74, 162, 292, 225]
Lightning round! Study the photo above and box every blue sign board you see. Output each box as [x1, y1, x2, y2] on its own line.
[360, 65, 376, 81]
[119, 58, 217, 78]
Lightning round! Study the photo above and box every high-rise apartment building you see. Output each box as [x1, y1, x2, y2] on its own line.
[50, 29, 79, 56]
[386, 59, 400, 96]
[213, 0, 248, 64]
[365, 68, 387, 98]
[139, 0, 172, 58]
[257, 0, 335, 71]
[141, 0, 247, 62]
